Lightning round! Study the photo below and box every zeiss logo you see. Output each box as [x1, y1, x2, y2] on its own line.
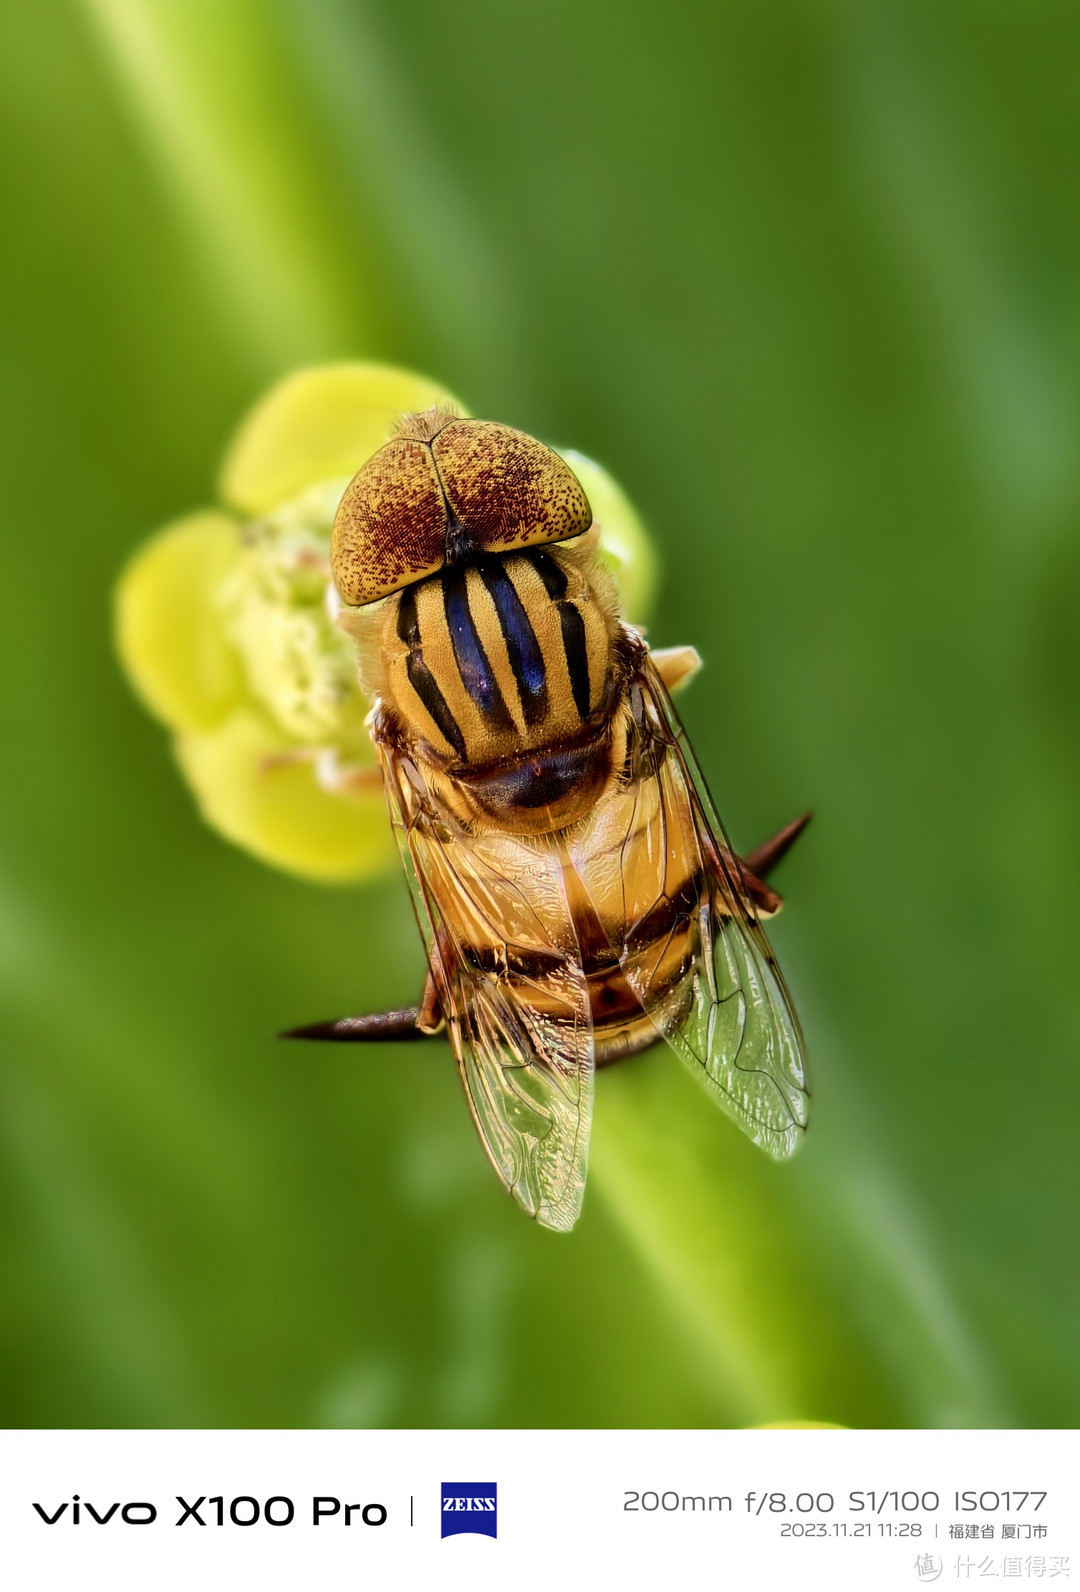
[440, 1482, 497, 1539]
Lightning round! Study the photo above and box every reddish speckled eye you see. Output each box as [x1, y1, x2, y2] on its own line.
[331, 408, 592, 606]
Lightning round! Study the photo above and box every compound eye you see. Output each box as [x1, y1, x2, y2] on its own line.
[331, 437, 446, 606]
[432, 421, 591, 554]
[330, 411, 593, 608]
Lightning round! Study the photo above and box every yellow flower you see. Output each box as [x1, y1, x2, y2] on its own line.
[115, 362, 659, 884]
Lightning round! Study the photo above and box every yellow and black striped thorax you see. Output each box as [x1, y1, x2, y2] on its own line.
[382, 545, 617, 767]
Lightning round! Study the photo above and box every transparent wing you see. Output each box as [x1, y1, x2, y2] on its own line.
[379, 743, 594, 1231]
[621, 657, 810, 1158]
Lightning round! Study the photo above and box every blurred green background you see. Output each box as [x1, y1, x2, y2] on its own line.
[2, 0, 1078, 1429]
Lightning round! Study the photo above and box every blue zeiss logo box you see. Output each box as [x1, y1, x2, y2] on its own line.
[440, 1482, 497, 1538]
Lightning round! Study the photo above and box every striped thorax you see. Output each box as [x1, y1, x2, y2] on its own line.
[352, 536, 621, 832]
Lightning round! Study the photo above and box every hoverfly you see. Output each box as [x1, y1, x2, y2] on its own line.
[287, 407, 810, 1231]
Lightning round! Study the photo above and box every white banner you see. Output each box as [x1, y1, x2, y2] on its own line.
[1, 1427, 1075, 1591]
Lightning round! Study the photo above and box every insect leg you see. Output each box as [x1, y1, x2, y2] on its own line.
[650, 645, 702, 694]
[280, 1008, 433, 1042]
[281, 975, 446, 1044]
[417, 969, 445, 1033]
[700, 812, 811, 919]
[742, 812, 812, 880]
[719, 812, 812, 918]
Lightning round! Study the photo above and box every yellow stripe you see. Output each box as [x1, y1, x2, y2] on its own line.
[463, 565, 528, 737]
[505, 557, 582, 739]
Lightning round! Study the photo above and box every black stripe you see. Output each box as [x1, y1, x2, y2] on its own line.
[396, 584, 421, 646]
[396, 585, 466, 758]
[405, 653, 467, 759]
[559, 601, 591, 718]
[527, 547, 568, 600]
[442, 569, 513, 730]
[477, 558, 548, 726]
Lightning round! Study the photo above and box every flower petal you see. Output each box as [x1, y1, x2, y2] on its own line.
[115, 511, 243, 734]
[175, 708, 394, 883]
[563, 450, 659, 625]
[220, 362, 467, 516]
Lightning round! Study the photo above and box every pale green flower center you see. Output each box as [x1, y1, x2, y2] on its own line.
[220, 478, 370, 753]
